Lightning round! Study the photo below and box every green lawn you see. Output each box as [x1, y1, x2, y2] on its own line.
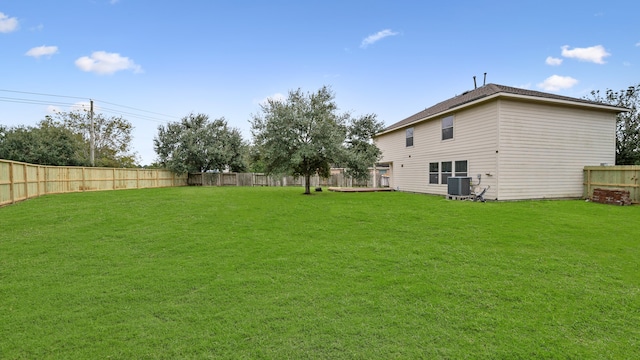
[1, 187, 639, 359]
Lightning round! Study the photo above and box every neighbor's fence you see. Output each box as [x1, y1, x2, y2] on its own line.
[188, 168, 388, 188]
[583, 165, 639, 204]
[0, 159, 187, 206]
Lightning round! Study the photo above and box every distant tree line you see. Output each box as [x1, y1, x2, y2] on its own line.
[587, 83, 640, 165]
[0, 111, 138, 167]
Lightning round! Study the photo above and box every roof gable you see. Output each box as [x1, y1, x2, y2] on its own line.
[378, 83, 627, 135]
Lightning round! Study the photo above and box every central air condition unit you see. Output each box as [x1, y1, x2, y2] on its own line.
[447, 176, 471, 196]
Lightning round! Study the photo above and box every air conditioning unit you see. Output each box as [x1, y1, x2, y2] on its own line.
[447, 176, 471, 196]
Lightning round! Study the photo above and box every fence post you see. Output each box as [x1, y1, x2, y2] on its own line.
[586, 169, 591, 199]
[636, 168, 640, 203]
[23, 164, 28, 199]
[9, 161, 14, 204]
[36, 165, 41, 197]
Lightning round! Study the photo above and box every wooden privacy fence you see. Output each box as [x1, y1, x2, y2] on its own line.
[188, 168, 388, 188]
[0, 159, 187, 206]
[584, 165, 639, 204]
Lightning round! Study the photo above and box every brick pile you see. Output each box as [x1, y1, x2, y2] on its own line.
[591, 188, 632, 206]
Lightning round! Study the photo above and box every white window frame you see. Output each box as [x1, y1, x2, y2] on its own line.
[431, 160, 469, 185]
[441, 161, 452, 184]
[442, 116, 454, 141]
[429, 162, 439, 184]
[406, 127, 414, 147]
[455, 160, 468, 177]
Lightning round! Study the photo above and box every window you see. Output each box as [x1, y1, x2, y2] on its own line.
[406, 127, 414, 147]
[441, 161, 452, 184]
[455, 160, 468, 177]
[442, 116, 454, 140]
[429, 162, 439, 184]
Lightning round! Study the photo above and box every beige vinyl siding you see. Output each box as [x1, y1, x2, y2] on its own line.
[497, 99, 616, 200]
[375, 102, 499, 197]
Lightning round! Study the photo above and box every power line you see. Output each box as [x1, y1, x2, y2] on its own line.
[0, 96, 78, 107]
[95, 99, 178, 120]
[0, 89, 87, 100]
[99, 106, 169, 124]
[0, 88, 180, 124]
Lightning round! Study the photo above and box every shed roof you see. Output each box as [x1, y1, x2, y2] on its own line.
[377, 83, 628, 136]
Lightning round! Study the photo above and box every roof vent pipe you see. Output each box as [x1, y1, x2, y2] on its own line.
[473, 76, 477, 89]
[483, 72, 487, 86]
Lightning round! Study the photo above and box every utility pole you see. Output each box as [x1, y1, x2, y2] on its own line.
[90, 99, 95, 167]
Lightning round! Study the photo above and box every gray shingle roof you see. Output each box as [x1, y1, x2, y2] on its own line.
[378, 83, 624, 134]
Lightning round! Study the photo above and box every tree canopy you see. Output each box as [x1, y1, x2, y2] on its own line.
[587, 84, 640, 165]
[250, 86, 383, 194]
[47, 111, 138, 167]
[0, 112, 137, 167]
[154, 113, 246, 173]
[0, 121, 86, 166]
[343, 114, 385, 181]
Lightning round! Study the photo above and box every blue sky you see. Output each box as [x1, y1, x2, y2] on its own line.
[1, 0, 639, 165]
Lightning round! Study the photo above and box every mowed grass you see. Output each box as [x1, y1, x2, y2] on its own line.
[1, 187, 639, 359]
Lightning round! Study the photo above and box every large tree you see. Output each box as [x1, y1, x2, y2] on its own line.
[587, 84, 640, 165]
[48, 111, 138, 167]
[343, 114, 385, 182]
[251, 86, 381, 194]
[0, 121, 87, 166]
[154, 113, 246, 173]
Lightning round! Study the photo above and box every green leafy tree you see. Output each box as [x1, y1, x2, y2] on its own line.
[587, 85, 640, 165]
[48, 111, 138, 167]
[246, 144, 267, 173]
[154, 113, 247, 173]
[0, 121, 86, 166]
[343, 114, 385, 181]
[250, 86, 350, 194]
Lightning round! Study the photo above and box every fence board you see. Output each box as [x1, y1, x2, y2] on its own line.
[584, 165, 640, 204]
[0, 159, 188, 207]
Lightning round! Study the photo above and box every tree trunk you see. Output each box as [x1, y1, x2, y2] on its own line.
[304, 174, 311, 194]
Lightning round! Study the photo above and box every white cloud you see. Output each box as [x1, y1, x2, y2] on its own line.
[537, 75, 578, 91]
[259, 93, 286, 105]
[46, 105, 61, 114]
[0, 12, 19, 33]
[25, 45, 59, 58]
[561, 45, 610, 64]
[75, 51, 143, 75]
[360, 29, 399, 48]
[545, 56, 563, 66]
[636, 42, 640, 47]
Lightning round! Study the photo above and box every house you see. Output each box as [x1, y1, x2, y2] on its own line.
[373, 83, 628, 200]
